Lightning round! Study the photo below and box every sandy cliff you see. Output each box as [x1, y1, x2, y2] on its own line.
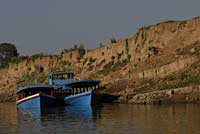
[0, 17, 200, 104]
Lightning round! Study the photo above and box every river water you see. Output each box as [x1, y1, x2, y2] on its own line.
[0, 103, 200, 134]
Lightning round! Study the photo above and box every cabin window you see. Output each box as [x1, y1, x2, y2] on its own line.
[52, 73, 74, 80]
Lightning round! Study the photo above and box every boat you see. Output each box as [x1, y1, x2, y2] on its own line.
[48, 72, 100, 106]
[16, 85, 56, 109]
[16, 85, 70, 109]
[16, 71, 100, 109]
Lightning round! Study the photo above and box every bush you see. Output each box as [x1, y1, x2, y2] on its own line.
[9, 56, 28, 64]
[165, 73, 176, 81]
[20, 73, 34, 82]
[179, 72, 187, 81]
[31, 53, 44, 61]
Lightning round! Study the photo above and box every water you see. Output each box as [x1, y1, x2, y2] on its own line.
[0, 103, 200, 134]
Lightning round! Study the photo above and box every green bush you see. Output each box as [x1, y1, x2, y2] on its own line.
[9, 56, 28, 64]
[179, 72, 187, 81]
[165, 73, 176, 81]
[30, 53, 44, 61]
[20, 73, 34, 82]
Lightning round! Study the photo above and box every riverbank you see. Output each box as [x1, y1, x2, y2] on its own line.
[121, 85, 200, 104]
[0, 17, 200, 104]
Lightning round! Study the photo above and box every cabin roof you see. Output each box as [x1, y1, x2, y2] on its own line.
[48, 71, 74, 76]
[16, 85, 54, 93]
[65, 80, 100, 88]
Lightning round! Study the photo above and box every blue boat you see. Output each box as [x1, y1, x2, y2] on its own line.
[16, 85, 56, 109]
[16, 71, 100, 109]
[16, 85, 70, 109]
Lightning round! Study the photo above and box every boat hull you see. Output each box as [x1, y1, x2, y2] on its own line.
[64, 90, 93, 106]
[16, 93, 57, 109]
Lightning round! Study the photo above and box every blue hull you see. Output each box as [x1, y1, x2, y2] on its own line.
[17, 93, 57, 109]
[64, 90, 93, 106]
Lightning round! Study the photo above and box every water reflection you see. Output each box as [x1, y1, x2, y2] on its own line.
[0, 103, 200, 134]
[18, 105, 99, 134]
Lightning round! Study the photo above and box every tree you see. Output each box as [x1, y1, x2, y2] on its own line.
[0, 43, 19, 68]
[78, 44, 85, 50]
[78, 44, 85, 58]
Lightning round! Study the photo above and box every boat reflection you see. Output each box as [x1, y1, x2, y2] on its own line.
[17, 105, 103, 133]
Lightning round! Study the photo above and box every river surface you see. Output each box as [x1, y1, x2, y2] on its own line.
[0, 103, 200, 134]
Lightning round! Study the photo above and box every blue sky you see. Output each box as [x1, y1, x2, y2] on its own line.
[0, 0, 199, 55]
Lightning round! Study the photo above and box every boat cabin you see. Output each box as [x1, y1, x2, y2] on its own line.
[48, 71, 74, 85]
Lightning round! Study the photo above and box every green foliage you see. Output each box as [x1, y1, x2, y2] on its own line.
[77, 46, 85, 58]
[122, 59, 129, 65]
[165, 73, 176, 81]
[0, 43, 19, 68]
[179, 72, 187, 81]
[78, 44, 85, 50]
[38, 75, 47, 83]
[122, 54, 131, 65]
[100, 61, 113, 74]
[30, 53, 44, 61]
[127, 54, 131, 60]
[62, 44, 86, 59]
[9, 56, 28, 65]
[20, 73, 34, 82]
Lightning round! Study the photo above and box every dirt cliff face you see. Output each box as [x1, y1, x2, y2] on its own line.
[0, 17, 200, 103]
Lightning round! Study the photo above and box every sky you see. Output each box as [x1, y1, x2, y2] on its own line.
[0, 0, 199, 55]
